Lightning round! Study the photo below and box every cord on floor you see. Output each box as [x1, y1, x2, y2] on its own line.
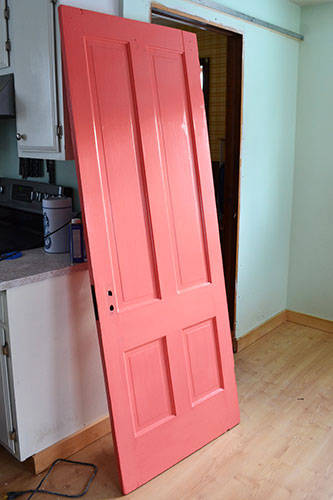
[3, 458, 98, 500]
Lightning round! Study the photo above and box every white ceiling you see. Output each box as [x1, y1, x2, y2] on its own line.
[290, 0, 333, 6]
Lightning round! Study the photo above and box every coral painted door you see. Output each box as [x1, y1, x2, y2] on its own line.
[59, 6, 239, 494]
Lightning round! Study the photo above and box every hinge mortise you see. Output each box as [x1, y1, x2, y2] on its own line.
[56, 124, 63, 139]
[2, 343, 9, 357]
[9, 429, 16, 441]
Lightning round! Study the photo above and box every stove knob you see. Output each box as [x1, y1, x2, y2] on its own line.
[32, 191, 41, 201]
[0, 185, 4, 194]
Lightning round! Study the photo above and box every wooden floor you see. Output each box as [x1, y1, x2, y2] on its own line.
[1, 321, 333, 499]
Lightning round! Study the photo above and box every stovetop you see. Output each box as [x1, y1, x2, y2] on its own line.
[0, 177, 66, 213]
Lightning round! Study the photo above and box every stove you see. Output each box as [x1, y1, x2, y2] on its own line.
[0, 178, 72, 256]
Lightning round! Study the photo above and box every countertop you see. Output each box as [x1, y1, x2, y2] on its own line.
[0, 248, 88, 291]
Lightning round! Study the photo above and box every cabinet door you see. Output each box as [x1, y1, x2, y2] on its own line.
[0, 327, 15, 453]
[0, 0, 9, 69]
[12, 0, 60, 157]
[6, 272, 108, 461]
[0, 295, 15, 455]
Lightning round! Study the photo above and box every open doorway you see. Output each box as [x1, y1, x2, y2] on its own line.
[152, 8, 242, 348]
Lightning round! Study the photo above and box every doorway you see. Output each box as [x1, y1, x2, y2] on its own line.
[151, 8, 242, 348]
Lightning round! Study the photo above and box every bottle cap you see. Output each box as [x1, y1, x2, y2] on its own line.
[42, 196, 72, 209]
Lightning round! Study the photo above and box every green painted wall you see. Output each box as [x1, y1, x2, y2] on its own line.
[121, 0, 300, 31]
[287, 4, 333, 321]
[0, 0, 302, 339]
[122, 0, 300, 338]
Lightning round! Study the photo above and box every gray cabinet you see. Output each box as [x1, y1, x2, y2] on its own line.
[0, 0, 9, 70]
[11, 0, 72, 159]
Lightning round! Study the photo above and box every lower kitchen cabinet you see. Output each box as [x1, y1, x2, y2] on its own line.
[0, 270, 108, 461]
[0, 294, 15, 454]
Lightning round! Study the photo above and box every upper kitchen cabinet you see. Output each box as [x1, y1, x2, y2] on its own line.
[0, 0, 10, 72]
[11, 0, 73, 160]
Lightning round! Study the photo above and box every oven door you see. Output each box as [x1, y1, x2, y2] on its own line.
[0, 207, 44, 255]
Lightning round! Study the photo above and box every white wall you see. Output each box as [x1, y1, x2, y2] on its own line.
[287, 4, 333, 321]
[121, 0, 300, 31]
[59, 0, 119, 15]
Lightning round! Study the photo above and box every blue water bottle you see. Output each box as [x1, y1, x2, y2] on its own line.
[69, 218, 84, 264]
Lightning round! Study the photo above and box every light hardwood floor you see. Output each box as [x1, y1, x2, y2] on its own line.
[1, 321, 333, 499]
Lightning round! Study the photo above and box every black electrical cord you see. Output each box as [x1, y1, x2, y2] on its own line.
[0, 212, 82, 262]
[4, 458, 97, 500]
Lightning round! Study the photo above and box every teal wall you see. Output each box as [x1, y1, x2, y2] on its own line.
[0, 0, 302, 339]
[0, 119, 80, 211]
[123, 0, 300, 338]
[287, 4, 333, 321]
[121, 0, 300, 31]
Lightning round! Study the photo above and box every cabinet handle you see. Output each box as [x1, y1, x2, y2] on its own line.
[16, 133, 26, 141]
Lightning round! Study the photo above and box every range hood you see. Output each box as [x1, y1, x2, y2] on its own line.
[0, 74, 15, 118]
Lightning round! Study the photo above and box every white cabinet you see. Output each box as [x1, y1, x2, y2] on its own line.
[0, 293, 15, 455]
[0, 270, 108, 461]
[0, 0, 9, 70]
[9, 0, 119, 159]
[11, 0, 72, 159]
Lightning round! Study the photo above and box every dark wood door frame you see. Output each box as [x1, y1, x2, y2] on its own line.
[224, 34, 242, 347]
[151, 6, 243, 349]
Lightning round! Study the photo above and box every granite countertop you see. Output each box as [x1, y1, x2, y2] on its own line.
[0, 248, 88, 291]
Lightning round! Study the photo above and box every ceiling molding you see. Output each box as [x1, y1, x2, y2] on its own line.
[289, 0, 333, 6]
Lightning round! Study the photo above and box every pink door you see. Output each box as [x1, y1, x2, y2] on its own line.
[59, 6, 239, 494]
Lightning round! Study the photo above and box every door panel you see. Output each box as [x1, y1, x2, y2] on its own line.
[124, 336, 175, 435]
[86, 38, 161, 308]
[150, 48, 211, 289]
[183, 318, 223, 405]
[59, 7, 239, 494]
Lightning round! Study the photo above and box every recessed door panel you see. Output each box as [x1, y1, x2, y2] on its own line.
[183, 318, 224, 406]
[149, 48, 211, 291]
[124, 337, 175, 435]
[86, 39, 160, 308]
